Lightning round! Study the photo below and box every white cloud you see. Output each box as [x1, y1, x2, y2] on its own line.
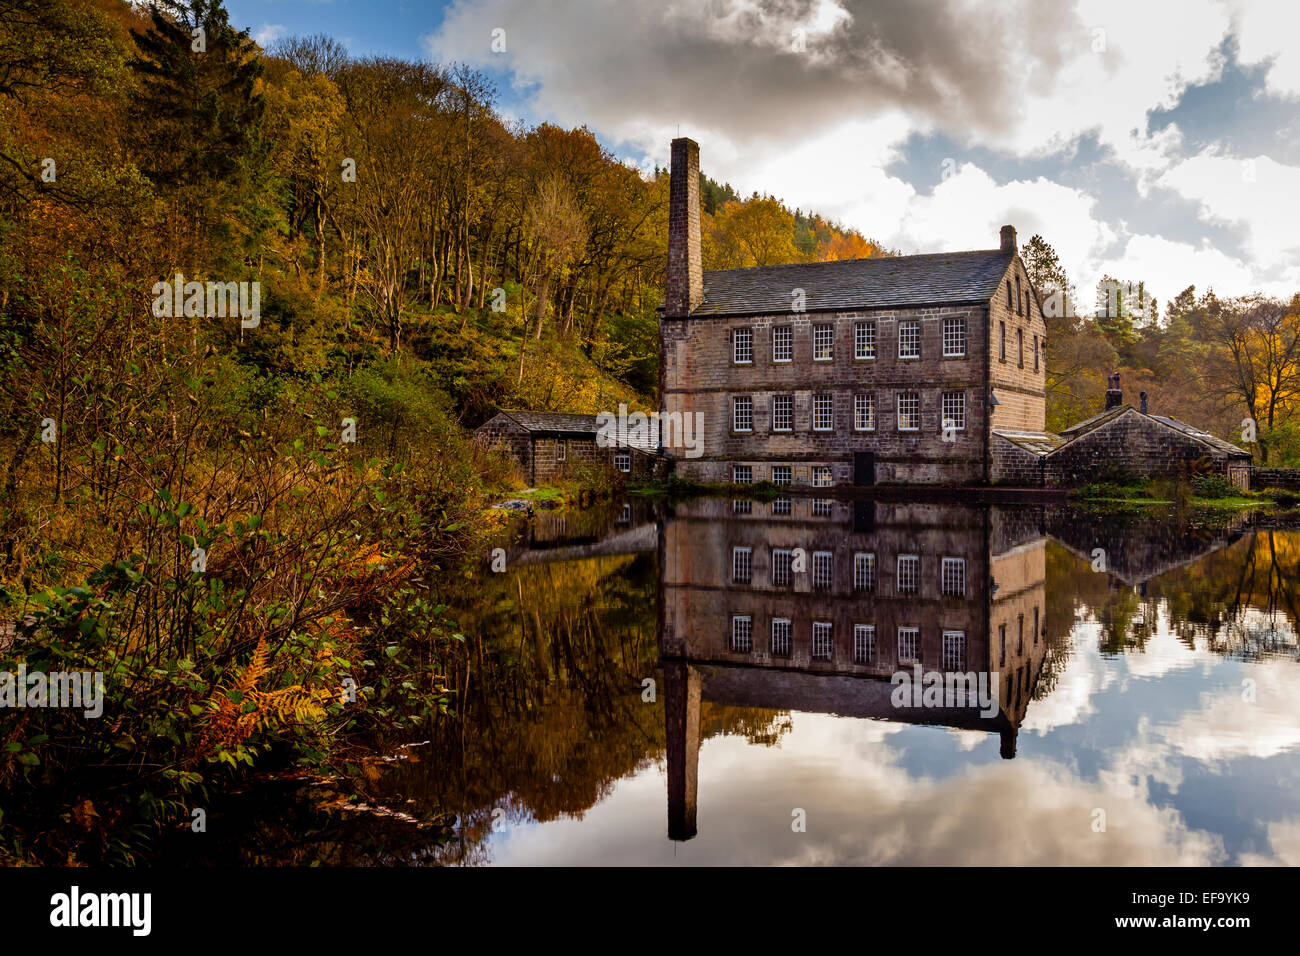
[254, 23, 287, 49]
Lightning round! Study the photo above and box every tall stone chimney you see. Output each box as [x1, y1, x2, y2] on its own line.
[1000, 224, 1017, 253]
[665, 137, 703, 317]
[1105, 372, 1123, 410]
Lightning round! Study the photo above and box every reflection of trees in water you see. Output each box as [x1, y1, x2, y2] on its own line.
[1050, 528, 1300, 664]
[701, 705, 793, 748]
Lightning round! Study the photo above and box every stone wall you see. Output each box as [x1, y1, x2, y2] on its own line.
[990, 433, 1046, 485]
[1251, 468, 1300, 489]
[1045, 409, 1247, 486]
[661, 302, 992, 486]
[988, 254, 1048, 433]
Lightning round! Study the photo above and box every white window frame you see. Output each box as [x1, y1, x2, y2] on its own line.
[897, 554, 919, 594]
[771, 618, 792, 657]
[732, 499, 751, 515]
[941, 556, 966, 596]
[613, 451, 631, 473]
[733, 327, 753, 364]
[854, 320, 876, 360]
[812, 621, 834, 660]
[812, 550, 833, 590]
[556, 439, 566, 462]
[772, 325, 793, 363]
[732, 464, 753, 484]
[854, 393, 876, 431]
[812, 466, 832, 489]
[813, 324, 834, 361]
[897, 391, 920, 431]
[942, 630, 966, 672]
[771, 548, 793, 587]
[853, 624, 875, 664]
[942, 315, 966, 357]
[898, 319, 920, 359]
[771, 465, 792, 486]
[771, 394, 793, 432]
[813, 393, 834, 431]
[941, 391, 966, 432]
[771, 497, 792, 516]
[898, 626, 920, 664]
[731, 615, 753, 653]
[732, 546, 752, 583]
[732, 396, 753, 432]
[853, 552, 876, 591]
[811, 498, 832, 517]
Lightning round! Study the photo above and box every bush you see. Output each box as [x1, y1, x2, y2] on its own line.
[1191, 474, 1236, 499]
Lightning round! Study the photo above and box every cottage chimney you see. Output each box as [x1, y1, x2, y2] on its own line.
[1140, 390, 1148, 414]
[1000, 224, 1017, 253]
[1105, 372, 1123, 410]
[665, 137, 703, 317]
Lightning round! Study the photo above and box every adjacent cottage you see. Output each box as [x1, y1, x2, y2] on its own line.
[658, 136, 1052, 487]
[475, 410, 661, 484]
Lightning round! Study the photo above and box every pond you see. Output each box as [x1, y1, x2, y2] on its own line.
[192, 496, 1300, 866]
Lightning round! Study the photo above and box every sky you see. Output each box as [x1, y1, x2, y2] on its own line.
[223, 0, 1300, 307]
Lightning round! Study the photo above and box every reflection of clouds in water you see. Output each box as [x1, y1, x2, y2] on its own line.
[1023, 621, 1102, 735]
[1239, 818, 1300, 866]
[1162, 660, 1300, 762]
[489, 712, 1224, 866]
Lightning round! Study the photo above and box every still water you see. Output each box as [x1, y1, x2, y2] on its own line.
[224, 496, 1300, 865]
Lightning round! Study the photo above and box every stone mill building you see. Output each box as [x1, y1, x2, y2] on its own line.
[658, 137, 1052, 487]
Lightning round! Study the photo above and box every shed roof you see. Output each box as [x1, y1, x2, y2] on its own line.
[684, 248, 1015, 318]
[993, 430, 1066, 455]
[1057, 405, 1251, 458]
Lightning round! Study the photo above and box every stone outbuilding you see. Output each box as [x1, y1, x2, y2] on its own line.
[475, 410, 663, 485]
[993, 376, 1252, 489]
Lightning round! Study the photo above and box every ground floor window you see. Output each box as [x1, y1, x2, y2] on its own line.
[613, 451, 631, 472]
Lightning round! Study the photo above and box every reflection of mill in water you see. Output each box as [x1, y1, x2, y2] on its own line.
[658, 498, 1050, 842]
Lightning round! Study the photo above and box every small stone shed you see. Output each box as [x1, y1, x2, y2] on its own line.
[992, 377, 1252, 489]
[475, 410, 663, 485]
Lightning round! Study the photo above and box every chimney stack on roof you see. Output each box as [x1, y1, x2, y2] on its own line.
[665, 137, 703, 317]
[1105, 372, 1123, 410]
[1000, 224, 1017, 253]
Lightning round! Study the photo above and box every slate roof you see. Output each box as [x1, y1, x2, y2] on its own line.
[491, 411, 659, 452]
[685, 249, 1015, 318]
[993, 430, 1066, 455]
[1057, 405, 1251, 458]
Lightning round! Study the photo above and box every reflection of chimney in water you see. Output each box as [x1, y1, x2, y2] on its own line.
[1000, 726, 1018, 760]
[663, 660, 700, 841]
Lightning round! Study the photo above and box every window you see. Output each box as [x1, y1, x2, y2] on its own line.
[811, 498, 833, 517]
[733, 464, 753, 484]
[732, 547, 752, 583]
[771, 618, 792, 657]
[943, 315, 966, 357]
[1018, 613, 1025, 654]
[1006, 281, 1013, 309]
[999, 623, 1006, 666]
[813, 324, 834, 361]
[942, 631, 966, 672]
[771, 548, 793, 587]
[556, 440, 566, 462]
[897, 554, 919, 594]
[1016, 277, 1023, 315]
[813, 393, 834, 431]
[771, 465, 792, 486]
[614, 451, 631, 472]
[1033, 606, 1040, 644]
[771, 394, 793, 431]
[941, 391, 966, 432]
[812, 621, 833, 660]
[812, 551, 833, 590]
[731, 616, 753, 653]
[1000, 321, 1006, 360]
[854, 393, 876, 431]
[898, 626, 920, 664]
[771, 498, 791, 516]
[898, 319, 920, 358]
[941, 557, 966, 596]
[812, 465, 832, 488]
[853, 552, 876, 591]
[732, 396, 753, 432]
[772, 326, 793, 363]
[1033, 334, 1040, 371]
[732, 499, 751, 515]
[897, 391, 920, 431]
[853, 624, 876, 664]
[855, 321, 876, 359]
[733, 327, 753, 364]
[1017, 327, 1024, 367]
